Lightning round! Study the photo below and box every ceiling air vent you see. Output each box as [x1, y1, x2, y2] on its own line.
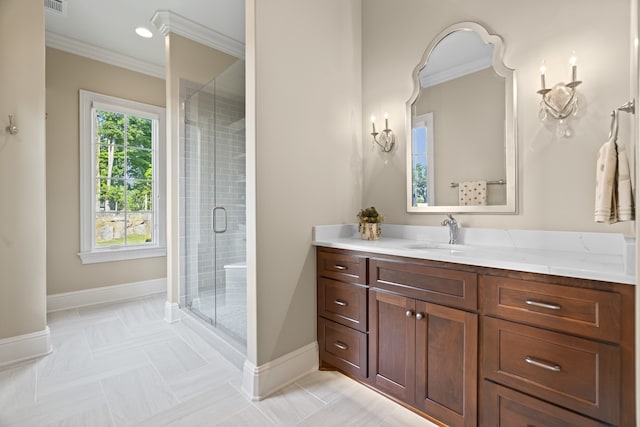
[44, 0, 66, 16]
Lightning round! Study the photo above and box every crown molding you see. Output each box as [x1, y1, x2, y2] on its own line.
[151, 10, 245, 59]
[45, 31, 165, 79]
[420, 56, 492, 89]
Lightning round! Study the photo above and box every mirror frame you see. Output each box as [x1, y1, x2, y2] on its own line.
[406, 22, 517, 213]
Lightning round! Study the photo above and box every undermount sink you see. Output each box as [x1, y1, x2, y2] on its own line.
[404, 242, 468, 253]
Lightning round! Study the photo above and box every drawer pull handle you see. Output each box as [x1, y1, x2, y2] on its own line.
[334, 299, 348, 307]
[525, 300, 561, 310]
[333, 341, 349, 350]
[334, 265, 348, 271]
[524, 356, 561, 372]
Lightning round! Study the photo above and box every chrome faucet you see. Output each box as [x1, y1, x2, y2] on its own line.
[441, 214, 458, 244]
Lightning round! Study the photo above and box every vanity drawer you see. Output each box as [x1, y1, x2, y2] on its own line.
[481, 275, 620, 343]
[483, 381, 610, 427]
[483, 317, 620, 425]
[318, 318, 367, 379]
[317, 249, 367, 285]
[369, 258, 477, 311]
[318, 277, 367, 332]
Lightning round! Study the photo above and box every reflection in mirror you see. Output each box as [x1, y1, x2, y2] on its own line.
[406, 22, 517, 213]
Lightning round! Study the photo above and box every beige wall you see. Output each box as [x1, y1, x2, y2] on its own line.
[363, 0, 633, 233]
[250, 0, 362, 365]
[0, 0, 47, 338]
[415, 68, 506, 205]
[165, 34, 237, 304]
[45, 48, 167, 295]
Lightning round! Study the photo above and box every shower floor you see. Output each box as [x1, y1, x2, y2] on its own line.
[190, 286, 247, 346]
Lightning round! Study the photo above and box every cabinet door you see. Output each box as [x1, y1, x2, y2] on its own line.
[369, 290, 415, 403]
[415, 301, 478, 427]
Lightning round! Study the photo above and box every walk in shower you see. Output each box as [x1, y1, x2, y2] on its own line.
[180, 60, 246, 349]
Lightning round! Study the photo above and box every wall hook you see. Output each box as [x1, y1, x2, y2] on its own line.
[6, 115, 18, 135]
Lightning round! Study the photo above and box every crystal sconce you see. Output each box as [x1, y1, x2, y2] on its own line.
[370, 113, 395, 152]
[537, 52, 581, 137]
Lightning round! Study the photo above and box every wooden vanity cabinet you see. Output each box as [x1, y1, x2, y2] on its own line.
[316, 247, 635, 427]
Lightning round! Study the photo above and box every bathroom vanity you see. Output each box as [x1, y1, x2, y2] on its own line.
[314, 225, 635, 427]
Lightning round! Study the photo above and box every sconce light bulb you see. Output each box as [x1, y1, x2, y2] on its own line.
[370, 115, 375, 123]
[569, 52, 577, 82]
[384, 112, 389, 119]
[539, 62, 546, 75]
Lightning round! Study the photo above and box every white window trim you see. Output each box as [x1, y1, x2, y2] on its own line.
[412, 112, 435, 206]
[78, 90, 166, 264]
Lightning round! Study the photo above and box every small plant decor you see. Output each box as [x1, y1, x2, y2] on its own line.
[357, 206, 383, 240]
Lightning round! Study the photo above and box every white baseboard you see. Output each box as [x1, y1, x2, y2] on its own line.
[241, 341, 319, 401]
[164, 301, 181, 323]
[47, 278, 167, 312]
[0, 327, 52, 368]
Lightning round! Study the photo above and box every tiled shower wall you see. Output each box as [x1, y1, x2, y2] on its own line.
[179, 71, 246, 343]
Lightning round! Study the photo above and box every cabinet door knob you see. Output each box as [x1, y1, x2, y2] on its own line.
[405, 310, 413, 317]
[415, 313, 424, 320]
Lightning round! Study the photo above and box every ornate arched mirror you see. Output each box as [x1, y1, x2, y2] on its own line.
[406, 22, 517, 213]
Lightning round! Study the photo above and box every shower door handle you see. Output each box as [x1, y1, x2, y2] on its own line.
[212, 207, 227, 233]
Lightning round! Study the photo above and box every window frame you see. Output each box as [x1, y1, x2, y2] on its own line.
[79, 90, 166, 264]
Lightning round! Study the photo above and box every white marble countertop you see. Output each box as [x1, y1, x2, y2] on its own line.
[312, 224, 636, 285]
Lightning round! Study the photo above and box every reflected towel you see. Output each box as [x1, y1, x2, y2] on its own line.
[459, 181, 487, 206]
[616, 145, 634, 221]
[594, 138, 634, 223]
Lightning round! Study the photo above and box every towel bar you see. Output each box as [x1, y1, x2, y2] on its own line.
[450, 179, 505, 188]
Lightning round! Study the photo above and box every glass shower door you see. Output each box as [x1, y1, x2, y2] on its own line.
[183, 60, 246, 348]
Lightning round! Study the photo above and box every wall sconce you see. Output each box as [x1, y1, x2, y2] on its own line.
[537, 52, 582, 137]
[371, 113, 395, 152]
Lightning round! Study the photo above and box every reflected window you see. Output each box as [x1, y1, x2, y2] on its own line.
[411, 113, 434, 206]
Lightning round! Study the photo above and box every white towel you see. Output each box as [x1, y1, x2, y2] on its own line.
[594, 138, 634, 223]
[459, 181, 487, 206]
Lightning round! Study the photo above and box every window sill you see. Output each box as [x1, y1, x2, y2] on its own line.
[78, 246, 167, 264]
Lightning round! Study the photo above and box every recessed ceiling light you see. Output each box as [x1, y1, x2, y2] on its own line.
[135, 27, 153, 38]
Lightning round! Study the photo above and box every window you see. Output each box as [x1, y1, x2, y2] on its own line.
[411, 113, 435, 206]
[79, 90, 166, 264]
